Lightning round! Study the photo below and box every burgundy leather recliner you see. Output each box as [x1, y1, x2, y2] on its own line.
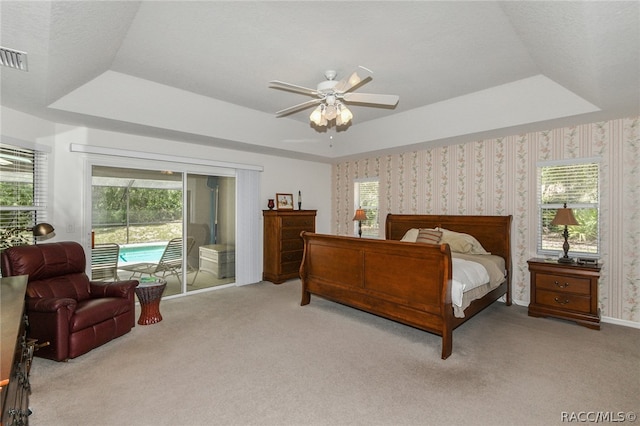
[1, 241, 138, 361]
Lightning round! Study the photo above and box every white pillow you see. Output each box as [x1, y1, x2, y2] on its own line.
[400, 228, 419, 242]
[438, 228, 490, 254]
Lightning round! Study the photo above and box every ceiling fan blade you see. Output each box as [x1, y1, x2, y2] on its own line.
[334, 66, 374, 93]
[342, 92, 399, 106]
[276, 99, 321, 116]
[269, 80, 318, 96]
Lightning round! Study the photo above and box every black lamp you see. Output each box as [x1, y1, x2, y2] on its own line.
[353, 208, 367, 238]
[551, 203, 579, 263]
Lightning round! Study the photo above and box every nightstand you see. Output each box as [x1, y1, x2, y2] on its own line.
[527, 258, 601, 330]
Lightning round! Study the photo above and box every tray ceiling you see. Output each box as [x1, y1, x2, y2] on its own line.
[1, 1, 638, 161]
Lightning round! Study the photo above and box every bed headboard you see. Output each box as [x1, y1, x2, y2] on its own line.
[385, 214, 512, 275]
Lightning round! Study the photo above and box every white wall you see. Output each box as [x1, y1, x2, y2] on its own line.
[1, 106, 332, 255]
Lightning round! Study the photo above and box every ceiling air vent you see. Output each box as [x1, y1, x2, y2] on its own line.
[0, 46, 28, 71]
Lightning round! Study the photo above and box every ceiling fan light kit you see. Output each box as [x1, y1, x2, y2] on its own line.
[270, 66, 398, 128]
[309, 93, 354, 126]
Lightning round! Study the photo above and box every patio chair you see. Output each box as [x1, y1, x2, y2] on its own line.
[120, 237, 195, 284]
[91, 243, 120, 281]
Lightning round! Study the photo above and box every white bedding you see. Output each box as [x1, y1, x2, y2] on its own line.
[451, 258, 490, 308]
[402, 227, 506, 317]
[450, 253, 507, 317]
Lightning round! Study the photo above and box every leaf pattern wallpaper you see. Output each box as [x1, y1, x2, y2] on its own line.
[332, 117, 640, 324]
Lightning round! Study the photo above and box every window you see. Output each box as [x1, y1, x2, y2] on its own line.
[0, 142, 49, 248]
[538, 159, 600, 257]
[354, 178, 379, 238]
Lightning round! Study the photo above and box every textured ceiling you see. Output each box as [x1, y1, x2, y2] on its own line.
[1, 1, 638, 161]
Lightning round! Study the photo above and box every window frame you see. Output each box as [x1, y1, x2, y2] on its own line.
[537, 157, 600, 258]
[353, 177, 380, 238]
[0, 138, 51, 248]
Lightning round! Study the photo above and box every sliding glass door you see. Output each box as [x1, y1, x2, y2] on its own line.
[91, 165, 235, 296]
[185, 174, 236, 293]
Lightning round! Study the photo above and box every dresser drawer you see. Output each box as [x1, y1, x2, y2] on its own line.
[535, 273, 590, 295]
[281, 260, 302, 275]
[281, 250, 303, 263]
[536, 289, 591, 313]
[281, 238, 304, 252]
[282, 215, 315, 228]
[282, 228, 308, 240]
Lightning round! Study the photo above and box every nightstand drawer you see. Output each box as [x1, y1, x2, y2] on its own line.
[536, 289, 591, 313]
[535, 273, 590, 295]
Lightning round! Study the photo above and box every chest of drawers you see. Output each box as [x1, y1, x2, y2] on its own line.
[263, 210, 316, 284]
[527, 258, 601, 329]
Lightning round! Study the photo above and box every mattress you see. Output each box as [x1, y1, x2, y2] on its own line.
[451, 253, 506, 318]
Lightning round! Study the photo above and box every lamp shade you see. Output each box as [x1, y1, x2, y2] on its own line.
[309, 100, 353, 127]
[551, 204, 579, 226]
[353, 209, 367, 221]
[309, 105, 323, 125]
[32, 222, 55, 236]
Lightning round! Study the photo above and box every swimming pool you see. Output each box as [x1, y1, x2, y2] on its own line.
[118, 243, 166, 265]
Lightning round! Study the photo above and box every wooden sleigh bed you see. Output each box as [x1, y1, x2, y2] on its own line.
[299, 214, 512, 359]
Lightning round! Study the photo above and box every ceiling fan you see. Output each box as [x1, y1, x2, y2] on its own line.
[269, 66, 399, 127]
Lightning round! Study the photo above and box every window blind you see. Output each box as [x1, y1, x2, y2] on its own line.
[537, 159, 600, 256]
[235, 168, 262, 285]
[539, 162, 599, 207]
[0, 143, 49, 245]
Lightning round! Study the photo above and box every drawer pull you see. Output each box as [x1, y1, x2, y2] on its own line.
[554, 280, 569, 288]
[554, 297, 570, 305]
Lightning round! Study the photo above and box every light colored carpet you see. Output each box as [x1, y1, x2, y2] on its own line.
[29, 280, 639, 426]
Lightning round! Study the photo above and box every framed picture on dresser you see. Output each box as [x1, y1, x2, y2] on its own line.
[276, 193, 294, 210]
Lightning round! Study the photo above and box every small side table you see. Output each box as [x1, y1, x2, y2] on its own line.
[135, 280, 167, 325]
[527, 258, 601, 330]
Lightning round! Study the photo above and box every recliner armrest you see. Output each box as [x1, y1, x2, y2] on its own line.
[27, 297, 77, 313]
[90, 280, 138, 299]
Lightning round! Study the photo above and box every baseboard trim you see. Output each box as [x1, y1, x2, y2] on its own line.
[601, 316, 640, 329]
[512, 297, 639, 329]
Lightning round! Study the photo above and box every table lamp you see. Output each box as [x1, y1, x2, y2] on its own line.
[551, 203, 579, 263]
[353, 208, 367, 238]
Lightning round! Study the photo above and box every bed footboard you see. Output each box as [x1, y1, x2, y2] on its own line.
[299, 232, 455, 359]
